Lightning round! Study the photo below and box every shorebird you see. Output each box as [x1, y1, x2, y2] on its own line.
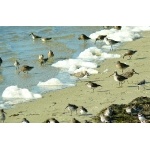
[116, 61, 129, 73]
[41, 37, 52, 42]
[78, 34, 91, 42]
[84, 120, 92, 123]
[0, 109, 6, 123]
[46, 118, 59, 123]
[14, 60, 20, 70]
[104, 107, 113, 117]
[100, 113, 111, 123]
[95, 35, 107, 44]
[109, 71, 128, 87]
[125, 106, 136, 115]
[72, 118, 80, 123]
[39, 54, 44, 60]
[29, 33, 41, 40]
[65, 104, 78, 116]
[70, 71, 90, 79]
[138, 113, 147, 123]
[39, 58, 49, 66]
[22, 118, 30, 123]
[104, 37, 120, 51]
[18, 65, 34, 74]
[121, 69, 139, 79]
[0, 57, 3, 66]
[78, 106, 88, 115]
[114, 26, 122, 30]
[123, 50, 137, 59]
[137, 80, 146, 90]
[48, 50, 54, 58]
[86, 81, 102, 92]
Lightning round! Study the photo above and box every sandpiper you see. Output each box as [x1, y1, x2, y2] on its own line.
[110, 71, 128, 87]
[48, 50, 54, 58]
[121, 69, 139, 79]
[137, 80, 146, 90]
[0, 57, 3, 66]
[47, 118, 59, 123]
[123, 50, 137, 59]
[78, 34, 91, 42]
[41, 37, 52, 42]
[114, 26, 122, 30]
[86, 81, 102, 92]
[65, 104, 78, 116]
[72, 118, 80, 123]
[14, 60, 20, 70]
[22, 118, 30, 123]
[78, 106, 88, 115]
[39, 58, 49, 66]
[95, 35, 107, 44]
[39, 54, 44, 60]
[138, 113, 147, 123]
[18, 65, 34, 74]
[116, 61, 129, 73]
[0, 109, 6, 123]
[125, 106, 135, 115]
[70, 71, 90, 79]
[104, 37, 120, 51]
[104, 107, 113, 117]
[100, 113, 111, 123]
[29, 33, 41, 40]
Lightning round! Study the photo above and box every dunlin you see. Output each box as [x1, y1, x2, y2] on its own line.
[41, 37, 52, 42]
[116, 61, 129, 73]
[72, 118, 80, 123]
[123, 50, 137, 59]
[138, 113, 147, 123]
[18, 65, 34, 74]
[78, 106, 88, 115]
[110, 71, 128, 87]
[78, 34, 90, 42]
[48, 50, 54, 58]
[86, 81, 102, 92]
[104, 37, 120, 51]
[29, 33, 41, 40]
[0, 57, 3, 66]
[14, 60, 20, 70]
[95, 35, 107, 44]
[104, 107, 113, 117]
[0, 109, 6, 123]
[65, 104, 78, 116]
[137, 80, 146, 90]
[22, 118, 30, 123]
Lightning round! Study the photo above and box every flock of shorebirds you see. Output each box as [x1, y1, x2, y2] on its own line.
[0, 26, 148, 123]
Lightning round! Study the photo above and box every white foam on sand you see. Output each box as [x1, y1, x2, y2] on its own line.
[2, 86, 42, 101]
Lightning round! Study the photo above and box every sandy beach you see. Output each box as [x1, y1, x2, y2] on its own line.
[3, 31, 150, 123]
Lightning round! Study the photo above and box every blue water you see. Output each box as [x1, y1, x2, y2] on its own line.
[0, 26, 103, 107]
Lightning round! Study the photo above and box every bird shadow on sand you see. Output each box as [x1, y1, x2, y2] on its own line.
[135, 57, 147, 60]
[97, 90, 110, 93]
[79, 113, 93, 116]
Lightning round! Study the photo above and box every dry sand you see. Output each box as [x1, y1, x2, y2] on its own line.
[3, 31, 150, 123]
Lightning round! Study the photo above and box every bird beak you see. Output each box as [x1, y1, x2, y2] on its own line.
[109, 73, 114, 77]
[134, 71, 139, 75]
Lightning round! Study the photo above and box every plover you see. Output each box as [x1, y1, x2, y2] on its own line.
[104, 37, 120, 51]
[137, 80, 146, 90]
[48, 50, 54, 58]
[95, 35, 107, 44]
[29, 33, 41, 40]
[86, 81, 102, 92]
[110, 71, 128, 87]
[22, 118, 30, 123]
[18, 65, 34, 74]
[0, 109, 6, 123]
[123, 50, 137, 59]
[78, 34, 90, 42]
[104, 107, 113, 117]
[121, 69, 139, 79]
[100, 113, 111, 123]
[65, 104, 78, 116]
[138, 113, 147, 123]
[116, 61, 129, 73]
[14, 60, 20, 70]
[72, 118, 80, 123]
[78, 106, 88, 115]
[41, 37, 52, 42]
[0, 57, 3, 66]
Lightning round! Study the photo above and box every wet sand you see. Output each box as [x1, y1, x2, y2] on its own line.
[4, 31, 150, 123]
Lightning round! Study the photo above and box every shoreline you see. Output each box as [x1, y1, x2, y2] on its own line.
[4, 31, 150, 123]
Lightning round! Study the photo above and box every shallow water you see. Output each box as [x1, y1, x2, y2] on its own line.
[0, 26, 103, 107]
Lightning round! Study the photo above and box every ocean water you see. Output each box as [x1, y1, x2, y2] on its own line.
[0, 26, 150, 108]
